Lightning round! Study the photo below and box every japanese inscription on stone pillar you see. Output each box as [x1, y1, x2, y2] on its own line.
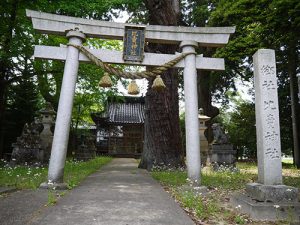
[253, 49, 282, 185]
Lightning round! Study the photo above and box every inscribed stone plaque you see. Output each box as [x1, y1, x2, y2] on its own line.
[123, 25, 145, 62]
[253, 49, 282, 185]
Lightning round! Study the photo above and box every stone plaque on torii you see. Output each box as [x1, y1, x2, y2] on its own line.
[26, 9, 235, 188]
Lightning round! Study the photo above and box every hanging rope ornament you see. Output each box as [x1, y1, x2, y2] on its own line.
[67, 44, 195, 91]
[127, 80, 140, 95]
[98, 72, 113, 87]
[152, 75, 166, 91]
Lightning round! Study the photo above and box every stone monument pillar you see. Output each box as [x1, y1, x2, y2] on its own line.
[231, 49, 300, 222]
[41, 30, 86, 189]
[180, 41, 201, 184]
[254, 49, 282, 185]
[246, 49, 299, 201]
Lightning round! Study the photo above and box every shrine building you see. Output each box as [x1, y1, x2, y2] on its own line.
[91, 96, 145, 157]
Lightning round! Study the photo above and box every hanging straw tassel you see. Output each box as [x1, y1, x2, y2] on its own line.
[98, 72, 113, 87]
[127, 80, 140, 95]
[152, 75, 166, 91]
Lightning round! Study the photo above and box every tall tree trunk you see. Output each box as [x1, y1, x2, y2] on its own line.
[139, 0, 184, 170]
[287, 40, 300, 168]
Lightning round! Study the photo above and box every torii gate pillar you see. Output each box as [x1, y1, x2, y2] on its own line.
[180, 41, 201, 183]
[41, 30, 86, 188]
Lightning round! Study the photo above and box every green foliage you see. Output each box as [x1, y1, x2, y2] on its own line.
[151, 170, 187, 186]
[177, 190, 219, 220]
[182, 1, 299, 162]
[0, 0, 142, 157]
[202, 168, 256, 190]
[47, 190, 66, 206]
[207, 0, 300, 157]
[217, 97, 257, 159]
[0, 0, 42, 156]
[217, 90, 294, 158]
[0, 163, 47, 189]
[47, 190, 58, 205]
[0, 156, 112, 189]
[234, 215, 246, 224]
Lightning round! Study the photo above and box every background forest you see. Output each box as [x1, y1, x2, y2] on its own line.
[0, 0, 299, 167]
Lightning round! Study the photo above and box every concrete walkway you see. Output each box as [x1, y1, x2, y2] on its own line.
[0, 158, 195, 225]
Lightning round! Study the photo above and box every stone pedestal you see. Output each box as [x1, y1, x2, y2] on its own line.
[74, 135, 96, 161]
[210, 144, 236, 166]
[231, 193, 300, 222]
[40, 182, 68, 190]
[246, 183, 298, 203]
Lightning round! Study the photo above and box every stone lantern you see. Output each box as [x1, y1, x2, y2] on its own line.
[198, 108, 210, 166]
[39, 102, 56, 163]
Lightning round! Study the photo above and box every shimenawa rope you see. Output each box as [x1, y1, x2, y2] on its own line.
[67, 44, 194, 80]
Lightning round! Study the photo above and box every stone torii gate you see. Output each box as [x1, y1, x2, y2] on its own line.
[26, 10, 235, 188]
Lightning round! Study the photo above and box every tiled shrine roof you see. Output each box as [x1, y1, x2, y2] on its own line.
[91, 96, 145, 125]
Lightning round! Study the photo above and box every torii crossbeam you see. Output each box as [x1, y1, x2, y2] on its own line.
[26, 9, 235, 189]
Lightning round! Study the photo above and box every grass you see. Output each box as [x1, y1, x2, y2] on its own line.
[151, 162, 300, 225]
[0, 156, 112, 190]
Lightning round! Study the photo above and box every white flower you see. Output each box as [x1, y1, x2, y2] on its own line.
[48, 180, 54, 185]
[273, 205, 280, 209]
[235, 205, 241, 209]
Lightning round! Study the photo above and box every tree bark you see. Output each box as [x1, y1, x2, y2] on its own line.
[287, 40, 300, 168]
[139, 0, 184, 170]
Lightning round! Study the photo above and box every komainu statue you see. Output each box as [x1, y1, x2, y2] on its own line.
[211, 123, 229, 144]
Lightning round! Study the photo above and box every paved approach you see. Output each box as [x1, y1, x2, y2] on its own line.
[0, 158, 195, 225]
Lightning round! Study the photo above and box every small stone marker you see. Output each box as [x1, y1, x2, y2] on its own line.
[253, 49, 282, 185]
